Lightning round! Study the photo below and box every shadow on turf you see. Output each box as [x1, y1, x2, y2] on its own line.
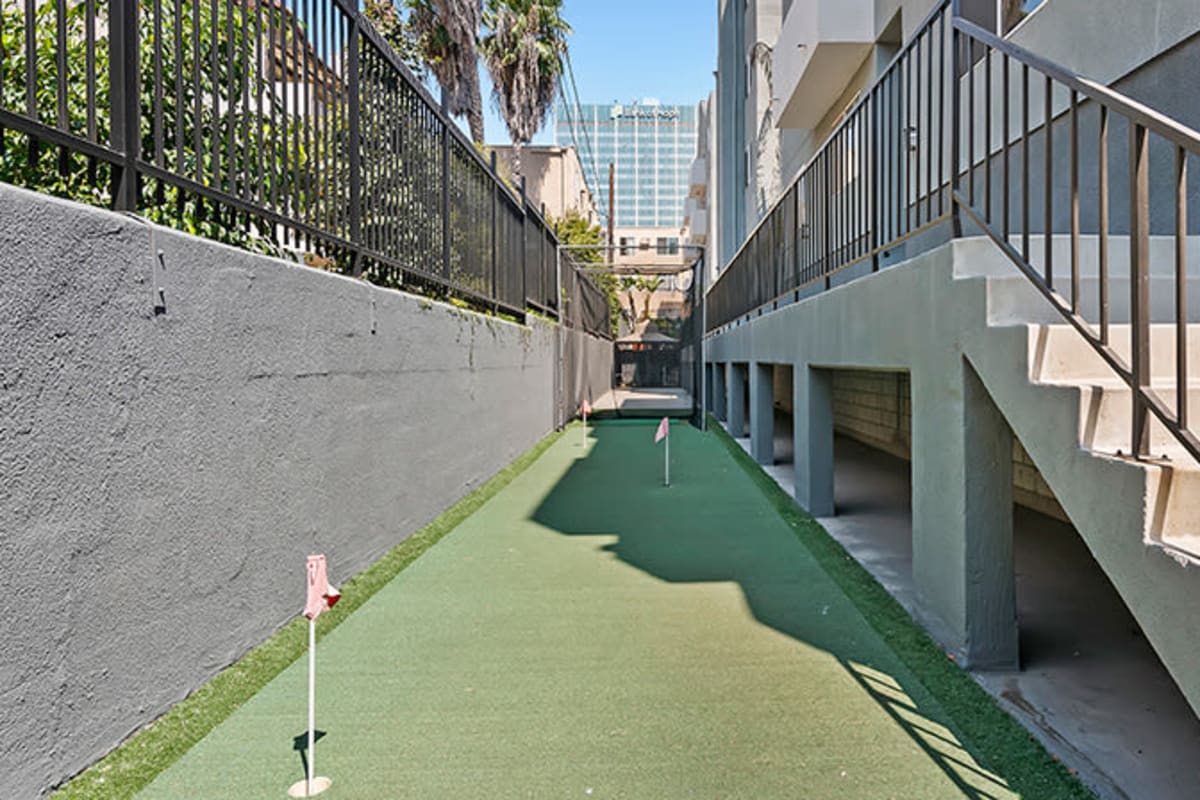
[530, 420, 1019, 800]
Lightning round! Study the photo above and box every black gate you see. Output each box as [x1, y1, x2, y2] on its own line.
[615, 339, 682, 388]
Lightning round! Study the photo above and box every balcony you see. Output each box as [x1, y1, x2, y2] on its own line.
[773, 0, 874, 129]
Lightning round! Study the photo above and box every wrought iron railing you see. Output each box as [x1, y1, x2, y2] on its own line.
[0, 0, 608, 338]
[707, 0, 957, 334]
[707, 0, 1200, 463]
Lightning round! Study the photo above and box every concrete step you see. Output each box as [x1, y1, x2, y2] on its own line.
[952, 234, 1200, 324]
[1158, 466, 1200, 556]
[1000, 234, 1200, 281]
[1054, 381, 1200, 459]
[986, 322, 1200, 560]
[1031, 324, 1200, 383]
[947, 240, 1200, 728]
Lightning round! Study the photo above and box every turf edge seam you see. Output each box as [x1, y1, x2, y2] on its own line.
[705, 413, 1096, 800]
[51, 425, 569, 800]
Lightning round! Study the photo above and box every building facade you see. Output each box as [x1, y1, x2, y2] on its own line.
[714, 0, 797, 267]
[706, 1, 1200, 797]
[554, 99, 699, 230]
[682, 91, 718, 285]
[490, 144, 600, 227]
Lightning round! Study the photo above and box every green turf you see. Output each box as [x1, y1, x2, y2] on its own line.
[122, 419, 1090, 799]
[53, 428, 566, 800]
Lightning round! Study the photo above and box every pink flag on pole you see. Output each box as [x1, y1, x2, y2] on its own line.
[655, 416, 669, 443]
[581, 398, 592, 416]
[304, 554, 340, 621]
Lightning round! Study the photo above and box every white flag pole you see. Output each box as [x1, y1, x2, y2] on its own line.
[582, 406, 587, 447]
[290, 564, 332, 798]
[665, 424, 670, 487]
[307, 617, 315, 796]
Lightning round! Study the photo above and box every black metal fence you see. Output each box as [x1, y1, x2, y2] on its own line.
[560, 262, 611, 339]
[0, 0, 608, 337]
[707, 0, 1200, 463]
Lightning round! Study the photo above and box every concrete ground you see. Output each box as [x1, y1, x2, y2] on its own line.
[726, 416, 1200, 800]
[593, 387, 693, 417]
[135, 422, 1049, 799]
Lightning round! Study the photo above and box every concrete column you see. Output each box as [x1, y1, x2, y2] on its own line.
[911, 359, 1019, 670]
[713, 362, 727, 421]
[726, 362, 746, 437]
[793, 366, 835, 517]
[750, 362, 774, 464]
[705, 363, 713, 413]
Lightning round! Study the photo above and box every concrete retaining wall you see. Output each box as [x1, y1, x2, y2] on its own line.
[0, 182, 612, 798]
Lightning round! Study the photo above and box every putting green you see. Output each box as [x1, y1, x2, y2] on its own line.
[137, 421, 1026, 799]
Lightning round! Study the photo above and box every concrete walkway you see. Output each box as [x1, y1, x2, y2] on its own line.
[138, 422, 1033, 799]
[727, 416, 1200, 800]
[592, 387, 694, 417]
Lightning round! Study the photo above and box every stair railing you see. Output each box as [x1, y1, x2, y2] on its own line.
[951, 18, 1200, 463]
[707, 0, 1200, 464]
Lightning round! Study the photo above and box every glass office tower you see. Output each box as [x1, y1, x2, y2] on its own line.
[554, 99, 699, 229]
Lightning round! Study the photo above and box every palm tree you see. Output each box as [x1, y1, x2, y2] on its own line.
[479, 0, 570, 171]
[407, 0, 486, 143]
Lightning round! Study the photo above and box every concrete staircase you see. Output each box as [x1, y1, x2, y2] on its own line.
[951, 240, 1200, 715]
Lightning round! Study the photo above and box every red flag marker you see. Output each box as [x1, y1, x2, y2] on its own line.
[289, 555, 338, 798]
[304, 554, 340, 621]
[655, 417, 670, 486]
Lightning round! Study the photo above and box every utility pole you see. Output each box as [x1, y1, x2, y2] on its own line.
[607, 162, 615, 264]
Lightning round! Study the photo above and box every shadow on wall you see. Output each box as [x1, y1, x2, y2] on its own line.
[528, 421, 1024, 800]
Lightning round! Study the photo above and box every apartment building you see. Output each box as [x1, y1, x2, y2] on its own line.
[707, 1, 1200, 798]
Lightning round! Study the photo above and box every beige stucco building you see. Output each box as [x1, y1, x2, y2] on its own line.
[491, 145, 600, 227]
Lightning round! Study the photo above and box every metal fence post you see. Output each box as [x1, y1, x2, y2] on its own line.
[441, 98, 451, 285]
[823, 155, 832, 290]
[949, 0, 963, 237]
[520, 175, 528, 309]
[554, 221, 562, 323]
[490, 150, 499, 310]
[1129, 123, 1151, 458]
[871, 89, 880, 272]
[347, 17, 363, 276]
[108, 0, 140, 211]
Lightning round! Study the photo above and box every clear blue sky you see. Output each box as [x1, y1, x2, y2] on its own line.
[475, 0, 718, 145]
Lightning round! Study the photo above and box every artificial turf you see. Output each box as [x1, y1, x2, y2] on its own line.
[70, 420, 1093, 798]
[52, 428, 567, 800]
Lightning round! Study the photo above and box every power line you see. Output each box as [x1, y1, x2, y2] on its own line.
[558, 49, 603, 226]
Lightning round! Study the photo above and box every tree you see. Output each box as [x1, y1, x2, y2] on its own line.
[0, 0, 299, 254]
[362, 0, 428, 78]
[551, 209, 619, 337]
[404, 0, 485, 143]
[362, 0, 486, 143]
[479, 0, 569, 170]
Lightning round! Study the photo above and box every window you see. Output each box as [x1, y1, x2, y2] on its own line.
[655, 237, 680, 256]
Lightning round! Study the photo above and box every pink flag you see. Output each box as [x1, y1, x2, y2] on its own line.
[655, 416, 669, 443]
[581, 398, 592, 416]
[304, 554, 341, 621]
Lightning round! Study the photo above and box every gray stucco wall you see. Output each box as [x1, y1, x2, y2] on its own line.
[0, 182, 611, 798]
